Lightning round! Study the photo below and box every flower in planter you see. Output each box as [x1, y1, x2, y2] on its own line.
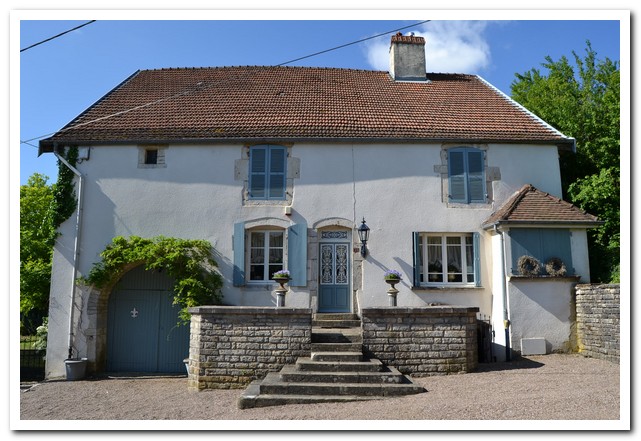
[272, 270, 291, 280]
[384, 270, 403, 280]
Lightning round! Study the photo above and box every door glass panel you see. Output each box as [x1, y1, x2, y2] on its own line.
[335, 244, 349, 284]
[320, 244, 333, 284]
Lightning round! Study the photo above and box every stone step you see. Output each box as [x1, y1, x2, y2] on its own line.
[313, 313, 359, 321]
[295, 357, 384, 372]
[311, 342, 362, 353]
[312, 319, 361, 328]
[312, 328, 362, 343]
[258, 372, 426, 397]
[311, 351, 363, 362]
[278, 364, 406, 384]
[238, 380, 381, 409]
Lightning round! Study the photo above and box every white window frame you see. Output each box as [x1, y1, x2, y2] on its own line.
[246, 229, 286, 283]
[417, 233, 477, 287]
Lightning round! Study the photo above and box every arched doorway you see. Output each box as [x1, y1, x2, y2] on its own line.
[106, 266, 189, 373]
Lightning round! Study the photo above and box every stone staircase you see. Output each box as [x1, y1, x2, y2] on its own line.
[237, 313, 426, 409]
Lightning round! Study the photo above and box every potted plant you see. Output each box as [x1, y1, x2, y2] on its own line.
[383, 269, 402, 284]
[272, 269, 291, 285]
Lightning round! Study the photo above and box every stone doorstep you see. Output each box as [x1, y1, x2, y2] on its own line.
[312, 313, 360, 321]
[312, 319, 362, 328]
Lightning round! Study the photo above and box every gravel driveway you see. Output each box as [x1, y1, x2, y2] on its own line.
[18, 354, 623, 430]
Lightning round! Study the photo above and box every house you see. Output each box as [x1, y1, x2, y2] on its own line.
[39, 33, 601, 379]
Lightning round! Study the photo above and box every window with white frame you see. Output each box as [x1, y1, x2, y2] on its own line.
[412, 232, 480, 287]
[247, 230, 285, 282]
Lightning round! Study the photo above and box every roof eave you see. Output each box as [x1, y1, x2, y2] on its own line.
[38, 135, 576, 152]
[482, 219, 603, 230]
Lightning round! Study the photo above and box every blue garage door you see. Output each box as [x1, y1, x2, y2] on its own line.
[107, 266, 189, 373]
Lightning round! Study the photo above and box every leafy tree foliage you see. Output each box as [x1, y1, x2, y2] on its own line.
[20, 174, 55, 332]
[511, 42, 620, 282]
[82, 236, 224, 324]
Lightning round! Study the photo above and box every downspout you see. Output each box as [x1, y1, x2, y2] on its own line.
[54, 147, 84, 360]
[494, 225, 511, 361]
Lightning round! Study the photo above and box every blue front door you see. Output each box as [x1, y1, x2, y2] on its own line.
[319, 242, 351, 312]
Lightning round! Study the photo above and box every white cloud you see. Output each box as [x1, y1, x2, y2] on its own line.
[365, 21, 491, 74]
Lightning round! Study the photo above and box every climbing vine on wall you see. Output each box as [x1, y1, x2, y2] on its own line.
[52, 146, 79, 230]
[81, 236, 224, 324]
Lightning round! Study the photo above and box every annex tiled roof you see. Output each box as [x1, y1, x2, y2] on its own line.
[39, 66, 575, 151]
[482, 184, 602, 228]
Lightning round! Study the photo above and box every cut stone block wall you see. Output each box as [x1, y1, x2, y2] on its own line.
[361, 306, 479, 376]
[187, 306, 312, 390]
[575, 284, 620, 364]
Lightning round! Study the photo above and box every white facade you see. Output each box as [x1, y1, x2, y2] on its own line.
[45, 140, 591, 377]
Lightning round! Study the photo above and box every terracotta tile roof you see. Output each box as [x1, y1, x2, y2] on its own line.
[482, 184, 602, 228]
[39, 66, 574, 150]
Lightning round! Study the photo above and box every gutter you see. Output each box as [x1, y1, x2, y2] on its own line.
[54, 146, 84, 360]
[494, 225, 511, 361]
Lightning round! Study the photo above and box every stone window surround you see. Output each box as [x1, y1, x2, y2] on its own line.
[434, 143, 500, 207]
[235, 144, 300, 206]
[137, 145, 167, 168]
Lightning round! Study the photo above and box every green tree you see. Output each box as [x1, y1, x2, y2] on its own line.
[511, 42, 620, 282]
[20, 173, 55, 333]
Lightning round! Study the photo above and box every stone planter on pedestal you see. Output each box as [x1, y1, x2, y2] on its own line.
[273, 278, 290, 307]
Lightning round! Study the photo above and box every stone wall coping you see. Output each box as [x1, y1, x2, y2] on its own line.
[575, 283, 620, 289]
[361, 306, 479, 315]
[188, 306, 313, 315]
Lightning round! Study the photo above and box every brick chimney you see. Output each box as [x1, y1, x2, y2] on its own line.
[389, 32, 427, 81]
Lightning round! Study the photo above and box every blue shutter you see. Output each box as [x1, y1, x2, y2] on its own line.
[249, 146, 267, 199]
[467, 150, 485, 203]
[473, 232, 481, 287]
[287, 222, 307, 286]
[448, 150, 467, 202]
[268, 146, 286, 199]
[233, 222, 245, 286]
[412, 232, 421, 287]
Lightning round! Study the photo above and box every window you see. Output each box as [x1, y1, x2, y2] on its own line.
[248, 230, 285, 282]
[138, 145, 166, 168]
[249, 145, 287, 200]
[144, 149, 158, 165]
[233, 221, 307, 287]
[412, 232, 480, 287]
[448, 147, 486, 203]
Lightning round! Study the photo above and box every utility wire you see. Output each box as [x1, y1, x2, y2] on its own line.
[21, 20, 430, 147]
[275, 20, 430, 66]
[20, 20, 96, 53]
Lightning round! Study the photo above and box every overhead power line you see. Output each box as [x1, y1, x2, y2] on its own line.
[276, 20, 430, 66]
[20, 20, 96, 53]
[21, 20, 430, 147]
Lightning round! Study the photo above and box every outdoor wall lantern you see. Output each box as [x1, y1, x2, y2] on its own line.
[358, 217, 370, 257]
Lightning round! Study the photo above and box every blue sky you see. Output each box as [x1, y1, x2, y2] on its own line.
[17, 13, 624, 185]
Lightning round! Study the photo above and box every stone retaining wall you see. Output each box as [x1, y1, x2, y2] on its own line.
[187, 306, 312, 390]
[575, 284, 620, 364]
[361, 306, 479, 376]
